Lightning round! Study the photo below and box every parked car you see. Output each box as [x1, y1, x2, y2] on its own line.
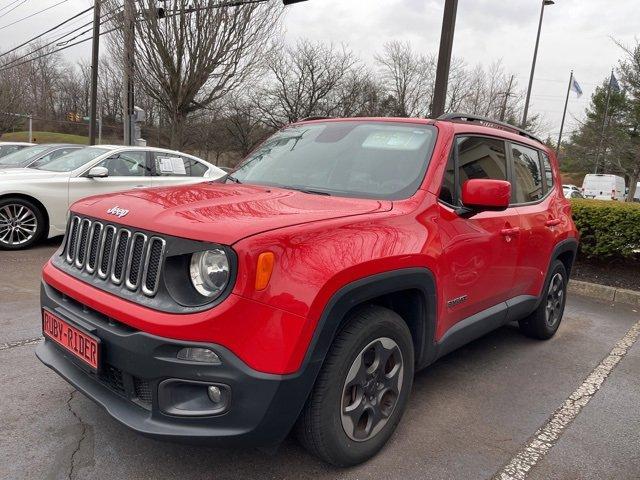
[0, 144, 84, 169]
[582, 173, 626, 201]
[0, 141, 34, 158]
[563, 184, 584, 199]
[35, 115, 578, 466]
[0, 145, 225, 249]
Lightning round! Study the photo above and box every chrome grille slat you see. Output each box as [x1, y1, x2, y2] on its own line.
[111, 229, 131, 285]
[65, 216, 80, 263]
[125, 233, 147, 291]
[74, 219, 92, 269]
[63, 215, 165, 298]
[98, 225, 116, 279]
[142, 237, 165, 297]
[86, 222, 103, 274]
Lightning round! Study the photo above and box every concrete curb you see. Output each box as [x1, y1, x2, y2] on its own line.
[569, 279, 640, 308]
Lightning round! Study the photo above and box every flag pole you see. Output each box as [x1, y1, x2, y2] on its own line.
[557, 70, 573, 159]
[594, 68, 613, 174]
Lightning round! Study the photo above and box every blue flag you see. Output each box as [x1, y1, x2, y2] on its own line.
[570, 76, 583, 97]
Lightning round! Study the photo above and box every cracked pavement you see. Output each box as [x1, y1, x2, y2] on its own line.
[1, 239, 639, 480]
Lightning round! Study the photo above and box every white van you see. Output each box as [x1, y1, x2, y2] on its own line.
[582, 174, 626, 201]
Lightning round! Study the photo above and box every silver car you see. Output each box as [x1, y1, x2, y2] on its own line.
[0, 145, 226, 249]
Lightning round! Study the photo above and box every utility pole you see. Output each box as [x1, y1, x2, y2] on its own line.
[522, 0, 554, 128]
[88, 0, 101, 145]
[431, 0, 458, 118]
[123, 0, 135, 145]
[556, 70, 573, 159]
[499, 75, 515, 121]
[28, 115, 32, 143]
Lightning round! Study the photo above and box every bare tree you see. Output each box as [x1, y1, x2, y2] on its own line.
[105, 0, 282, 148]
[375, 41, 435, 117]
[254, 39, 360, 128]
[0, 55, 28, 134]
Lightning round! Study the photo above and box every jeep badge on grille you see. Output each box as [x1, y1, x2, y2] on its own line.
[107, 206, 129, 218]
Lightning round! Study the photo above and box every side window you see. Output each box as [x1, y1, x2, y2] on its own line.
[439, 136, 508, 206]
[541, 152, 554, 191]
[96, 151, 148, 177]
[511, 144, 543, 203]
[186, 158, 208, 177]
[153, 153, 208, 177]
[457, 135, 507, 185]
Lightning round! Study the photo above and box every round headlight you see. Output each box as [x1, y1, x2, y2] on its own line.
[189, 249, 230, 299]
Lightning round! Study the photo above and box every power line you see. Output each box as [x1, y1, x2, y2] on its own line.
[0, 5, 121, 71]
[0, 0, 21, 13]
[0, 25, 118, 73]
[0, 0, 69, 31]
[0, 0, 27, 19]
[0, 0, 266, 73]
[0, 6, 92, 59]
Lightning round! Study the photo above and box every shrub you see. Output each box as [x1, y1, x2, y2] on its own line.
[570, 199, 640, 258]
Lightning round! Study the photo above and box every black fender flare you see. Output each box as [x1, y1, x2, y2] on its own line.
[549, 238, 579, 275]
[301, 267, 438, 375]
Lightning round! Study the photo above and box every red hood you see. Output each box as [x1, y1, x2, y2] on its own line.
[71, 182, 392, 245]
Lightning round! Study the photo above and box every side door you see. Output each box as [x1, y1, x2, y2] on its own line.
[151, 152, 211, 187]
[436, 135, 521, 337]
[512, 147, 560, 297]
[68, 150, 153, 206]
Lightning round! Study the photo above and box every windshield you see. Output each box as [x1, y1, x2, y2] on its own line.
[231, 121, 437, 199]
[37, 147, 109, 172]
[0, 145, 49, 167]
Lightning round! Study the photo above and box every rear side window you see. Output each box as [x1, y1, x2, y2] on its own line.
[541, 152, 553, 191]
[439, 136, 507, 206]
[154, 153, 208, 177]
[511, 143, 543, 203]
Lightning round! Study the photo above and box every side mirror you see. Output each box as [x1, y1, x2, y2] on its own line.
[87, 166, 109, 178]
[458, 179, 511, 217]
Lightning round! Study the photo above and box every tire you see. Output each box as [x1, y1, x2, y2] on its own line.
[0, 197, 46, 250]
[296, 305, 414, 466]
[519, 260, 568, 340]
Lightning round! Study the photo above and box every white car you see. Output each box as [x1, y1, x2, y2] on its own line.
[562, 184, 583, 199]
[0, 145, 226, 249]
[0, 141, 34, 158]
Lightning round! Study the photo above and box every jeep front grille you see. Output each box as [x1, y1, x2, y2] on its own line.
[63, 215, 166, 297]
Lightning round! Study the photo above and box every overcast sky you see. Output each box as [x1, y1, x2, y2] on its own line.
[1, 0, 638, 139]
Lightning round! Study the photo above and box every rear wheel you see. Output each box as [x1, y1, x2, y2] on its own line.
[296, 305, 414, 466]
[519, 260, 567, 339]
[0, 197, 45, 250]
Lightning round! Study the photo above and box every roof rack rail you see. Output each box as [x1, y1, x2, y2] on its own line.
[437, 113, 543, 144]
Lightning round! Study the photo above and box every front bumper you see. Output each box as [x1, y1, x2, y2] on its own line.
[36, 281, 319, 446]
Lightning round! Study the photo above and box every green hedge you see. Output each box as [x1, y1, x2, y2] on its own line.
[570, 199, 640, 258]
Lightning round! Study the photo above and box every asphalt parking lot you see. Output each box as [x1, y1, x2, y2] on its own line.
[1, 240, 639, 480]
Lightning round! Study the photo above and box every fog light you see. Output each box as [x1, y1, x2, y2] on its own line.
[208, 385, 222, 402]
[207, 384, 230, 411]
[177, 347, 221, 364]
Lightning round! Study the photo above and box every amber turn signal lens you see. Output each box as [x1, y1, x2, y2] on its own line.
[255, 252, 275, 291]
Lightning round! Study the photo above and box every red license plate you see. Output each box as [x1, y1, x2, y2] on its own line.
[42, 309, 100, 370]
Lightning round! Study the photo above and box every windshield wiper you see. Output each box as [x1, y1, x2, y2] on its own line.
[285, 186, 331, 196]
[225, 174, 242, 184]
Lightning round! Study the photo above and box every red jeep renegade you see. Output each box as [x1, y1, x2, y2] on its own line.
[36, 114, 578, 466]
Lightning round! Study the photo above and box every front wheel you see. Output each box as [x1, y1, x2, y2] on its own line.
[296, 305, 414, 466]
[0, 197, 45, 250]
